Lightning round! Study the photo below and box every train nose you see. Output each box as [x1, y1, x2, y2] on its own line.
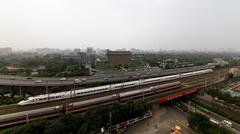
[18, 100, 26, 105]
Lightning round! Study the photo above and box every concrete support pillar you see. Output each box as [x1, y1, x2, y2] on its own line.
[19, 86, 22, 97]
[9, 86, 12, 95]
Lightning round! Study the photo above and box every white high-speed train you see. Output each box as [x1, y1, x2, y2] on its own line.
[18, 69, 213, 105]
[1, 82, 182, 127]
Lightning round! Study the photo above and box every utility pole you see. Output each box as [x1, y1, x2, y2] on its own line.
[142, 90, 145, 102]
[109, 112, 112, 134]
[204, 78, 207, 89]
[188, 101, 191, 114]
[46, 81, 49, 101]
[73, 81, 76, 97]
[26, 113, 29, 125]
[19, 84, 22, 97]
[10, 80, 13, 96]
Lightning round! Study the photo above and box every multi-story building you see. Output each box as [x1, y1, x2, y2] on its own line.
[106, 50, 132, 65]
[0, 47, 12, 55]
[61, 52, 87, 64]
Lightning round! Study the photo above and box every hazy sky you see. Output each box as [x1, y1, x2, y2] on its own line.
[0, 0, 240, 51]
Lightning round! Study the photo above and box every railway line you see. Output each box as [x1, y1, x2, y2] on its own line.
[0, 75, 224, 128]
[0, 68, 227, 127]
[0, 69, 224, 115]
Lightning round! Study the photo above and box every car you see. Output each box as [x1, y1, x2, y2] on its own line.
[210, 119, 220, 125]
[81, 78, 87, 82]
[222, 120, 232, 127]
[59, 78, 66, 81]
[10, 77, 15, 80]
[26, 77, 32, 79]
[35, 80, 42, 83]
[74, 79, 82, 83]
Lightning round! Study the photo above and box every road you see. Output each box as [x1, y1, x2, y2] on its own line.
[0, 66, 225, 116]
[180, 101, 240, 133]
[0, 68, 225, 128]
[0, 67, 224, 114]
[0, 65, 212, 86]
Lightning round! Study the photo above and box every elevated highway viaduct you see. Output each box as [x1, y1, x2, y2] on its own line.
[0, 71, 224, 128]
[0, 66, 225, 96]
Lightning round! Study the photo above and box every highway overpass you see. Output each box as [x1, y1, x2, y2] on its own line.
[0, 65, 215, 95]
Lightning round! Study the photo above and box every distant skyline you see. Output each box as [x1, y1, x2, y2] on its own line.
[0, 0, 240, 52]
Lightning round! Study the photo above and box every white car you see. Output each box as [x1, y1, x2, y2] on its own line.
[222, 120, 232, 127]
[210, 119, 220, 125]
[74, 79, 82, 83]
[59, 78, 66, 81]
[81, 78, 87, 82]
[35, 80, 42, 83]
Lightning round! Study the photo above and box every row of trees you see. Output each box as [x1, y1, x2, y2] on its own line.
[0, 96, 24, 105]
[0, 57, 90, 77]
[192, 90, 240, 125]
[2, 101, 150, 134]
[205, 88, 240, 107]
[188, 112, 232, 134]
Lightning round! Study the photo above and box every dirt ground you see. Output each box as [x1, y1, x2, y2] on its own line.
[126, 105, 194, 134]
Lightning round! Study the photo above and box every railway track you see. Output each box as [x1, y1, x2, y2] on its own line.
[0, 69, 225, 115]
[0, 70, 226, 128]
